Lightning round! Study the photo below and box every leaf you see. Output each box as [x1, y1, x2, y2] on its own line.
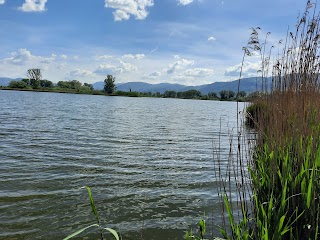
[219, 226, 228, 239]
[84, 186, 100, 224]
[278, 215, 285, 233]
[63, 224, 99, 240]
[307, 169, 314, 208]
[199, 219, 206, 237]
[103, 227, 120, 240]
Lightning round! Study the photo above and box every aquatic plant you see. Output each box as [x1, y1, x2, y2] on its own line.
[64, 186, 119, 240]
[217, 0, 320, 239]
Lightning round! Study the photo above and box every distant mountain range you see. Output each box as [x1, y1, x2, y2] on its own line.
[1, 76, 270, 94]
[0, 77, 22, 87]
[94, 77, 271, 94]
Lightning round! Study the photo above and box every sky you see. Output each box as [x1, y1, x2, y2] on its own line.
[0, 0, 308, 85]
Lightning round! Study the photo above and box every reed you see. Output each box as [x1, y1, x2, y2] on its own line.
[217, 1, 320, 239]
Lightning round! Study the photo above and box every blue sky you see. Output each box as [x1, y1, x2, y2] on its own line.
[0, 0, 307, 85]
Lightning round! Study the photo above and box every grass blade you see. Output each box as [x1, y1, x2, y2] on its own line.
[103, 227, 120, 240]
[63, 224, 99, 240]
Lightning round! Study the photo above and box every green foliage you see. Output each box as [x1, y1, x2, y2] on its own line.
[114, 90, 140, 97]
[57, 80, 82, 90]
[185, 218, 207, 240]
[245, 101, 267, 128]
[84, 82, 94, 91]
[237, 91, 247, 98]
[8, 80, 27, 89]
[208, 92, 218, 99]
[64, 186, 119, 240]
[219, 90, 235, 100]
[39, 79, 54, 88]
[164, 90, 177, 98]
[104, 75, 116, 94]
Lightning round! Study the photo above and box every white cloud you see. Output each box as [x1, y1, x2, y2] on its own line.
[166, 56, 194, 74]
[94, 55, 113, 60]
[3, 48, 55, 65]
[66, 69, 95, 78]
[208, 36, 216, 41]
[105, 0, 154, 21]
[94, 64, 118, 75]
[225, 61, 262, 77]
[94, 60, 137, 75]
[40, 56, 55, 64]
[60, 54, 68, 59]
[178, 0, 193, 6]
[119, 60, 137, 72]
[19, 0, 48, 12]
[0, 0, 5, 5]
[122, 54, 145, 59]
[3, 48, 34, 65]
[183, 68, 214, 77]
[144, 71, 161, 79]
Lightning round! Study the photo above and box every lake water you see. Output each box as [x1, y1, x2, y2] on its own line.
[0, 90, 245, 240]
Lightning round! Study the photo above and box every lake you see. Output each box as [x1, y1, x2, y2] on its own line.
[0, 90, 245, 240]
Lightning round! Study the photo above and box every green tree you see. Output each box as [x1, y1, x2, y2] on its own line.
[104, 75, 116, 94]
[8, 80, 27, 89]
[70, 80, 82, 90]
[21, 78, 30, 86]
[220, 90, 235, 100]
[208, 92, 218, 99]
[164, 90, 177, 98]
[183, 89, 202, 99]
[39, 80, 53, 88]
[237, 91, 247, 98]
[84, 83, 94, 91]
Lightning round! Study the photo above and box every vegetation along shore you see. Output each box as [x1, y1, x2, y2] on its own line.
[215, 1, 320, 239]
[1, 72, 252, 102]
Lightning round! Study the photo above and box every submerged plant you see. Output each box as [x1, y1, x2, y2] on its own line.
[64, 186, 119, 240]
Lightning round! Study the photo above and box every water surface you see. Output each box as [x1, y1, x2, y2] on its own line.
[0, 90, 243, 240]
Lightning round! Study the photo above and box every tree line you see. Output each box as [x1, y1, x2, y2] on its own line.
[5, 69, 252, 101]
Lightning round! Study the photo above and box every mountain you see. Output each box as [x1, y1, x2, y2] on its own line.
[195, 77, 271, 94]
[93, 77, 271, 94]
[0, 77, 22, 87]
[116, 82, 194, 93]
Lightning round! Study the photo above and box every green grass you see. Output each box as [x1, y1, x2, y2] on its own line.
[64, 186, 119, 240]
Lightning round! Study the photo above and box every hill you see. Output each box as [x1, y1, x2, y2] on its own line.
[93, 77, 271, 94]
[0, 77, 22, 87]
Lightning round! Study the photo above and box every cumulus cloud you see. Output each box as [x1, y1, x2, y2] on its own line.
[3, 48, 55, 65]
[94, 55, 113, 60]
[183, 68, 214, 77]
[3, 48, 34, 65]
[225, 61, 262, 77]
[94, 60, 137, 75]
[166, 56, 194, 74]
[104, 0, 154, 21]
[144, 71, 161, 79]
[40, 56, 55, 64]
[119, 60, 137, 72]
[178, 0, 193, 6]
[60, 54, 68, 59]
[94, 64, 118, 75]
[208, 36, 216, 41]
[66, 69, 94, 78]
[122, 54, 145, 59]
[19, 0, 48, 12]
[0, 0, 5, 5]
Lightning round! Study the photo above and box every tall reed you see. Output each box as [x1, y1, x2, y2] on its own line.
[217, 1, 320, 239]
